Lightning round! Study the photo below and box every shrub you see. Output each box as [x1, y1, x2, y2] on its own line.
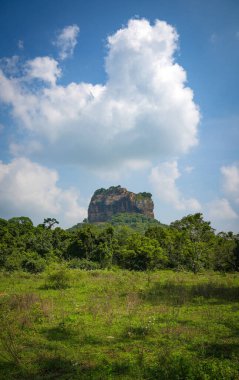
[4, 250, 23, 272]
[21, 252, 46, 273]
[46, 268, 71, 289]
[67, 258, 100, 270]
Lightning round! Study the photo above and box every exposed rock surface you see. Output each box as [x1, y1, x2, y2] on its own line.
[88, 186, 154, 223]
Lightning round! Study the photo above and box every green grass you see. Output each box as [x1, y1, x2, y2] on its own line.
[0, 269, 239, 379]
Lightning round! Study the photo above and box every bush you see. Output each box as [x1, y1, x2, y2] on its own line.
[46, 268, 71, 289]
[4, 250, 23, 272]
[21, 252, 46, 273]
[67, 258, 100, 270]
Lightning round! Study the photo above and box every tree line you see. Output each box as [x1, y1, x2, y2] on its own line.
[0, 213, 238, 273]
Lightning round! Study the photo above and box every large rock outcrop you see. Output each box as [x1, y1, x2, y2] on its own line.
[88, 186, 154, 223]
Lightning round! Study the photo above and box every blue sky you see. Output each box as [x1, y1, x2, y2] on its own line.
[0, 0, 239, 231]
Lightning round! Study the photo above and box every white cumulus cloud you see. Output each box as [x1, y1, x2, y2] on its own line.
[149, 160, 201, 211]
[205, 198, 238, 232]
[26, 57, 61, 85]
[0, 18, 200, 172]
[207, 198, 238, 221]
[202, 165, 239, 232]
[221, 164, 239, 204]
[0, 158, 86, 226]
[54, 24, 80, 60]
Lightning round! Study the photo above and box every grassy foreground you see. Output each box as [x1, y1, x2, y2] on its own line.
[0, 269, 239, 379]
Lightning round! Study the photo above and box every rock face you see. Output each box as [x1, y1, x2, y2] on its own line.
[88, 186, 154, 223]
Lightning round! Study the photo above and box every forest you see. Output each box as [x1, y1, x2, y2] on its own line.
[0, 213, 238, 274]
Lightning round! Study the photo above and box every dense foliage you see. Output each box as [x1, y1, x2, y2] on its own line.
[0, 213, 238, 273]
[109, 212, 161, 233]
[69, 212, 161, 233]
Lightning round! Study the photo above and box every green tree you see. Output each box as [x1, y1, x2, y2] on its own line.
[213, 232, 238, 271]
[66, 225, 98, 260]
[170, 213, 216, 273]
[8, 217, 34, 236]
[91, 226, 115, 268]
[43, 218, 59, 229]
[116, 233, 167, 270]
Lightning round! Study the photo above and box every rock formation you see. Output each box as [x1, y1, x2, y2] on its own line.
[88, 186, 154, 223]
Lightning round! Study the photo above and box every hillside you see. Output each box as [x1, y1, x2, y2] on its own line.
[69, 212, 162, 233]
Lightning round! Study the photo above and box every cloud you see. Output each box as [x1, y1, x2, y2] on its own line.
[26, 57, 61, 85]
[184, 165, 194, 174]
[206, 198, 238, 221]
[0, 55, 20, 75]
[221, 164, 239, 204]
[93, 158, 151, 180]
[202, 165, 239, 232]
[0, 158, 87, 226]
[149, 160, 201, 211]
[9, 140, 43, 156]
[54, 24, 80, 60]
[0, 18, 200, 172]
[18, 40, 24, 50]
[205, 198, 238, 232]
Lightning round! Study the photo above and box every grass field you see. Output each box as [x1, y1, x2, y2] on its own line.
[0, 269, 239, 379]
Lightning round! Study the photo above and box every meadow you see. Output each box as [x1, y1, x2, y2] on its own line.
[0, 269, 239, 379]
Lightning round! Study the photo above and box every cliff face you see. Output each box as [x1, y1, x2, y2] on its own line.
[88, 186, 154, 223]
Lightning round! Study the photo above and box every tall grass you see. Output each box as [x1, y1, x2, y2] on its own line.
[0, 270, 238, 379]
